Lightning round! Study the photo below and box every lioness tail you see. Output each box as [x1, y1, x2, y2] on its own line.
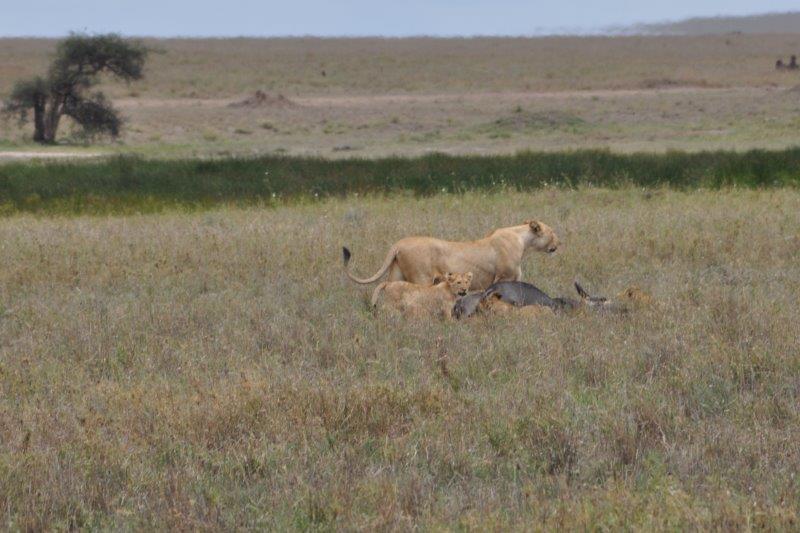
[342, 245, 398, 284]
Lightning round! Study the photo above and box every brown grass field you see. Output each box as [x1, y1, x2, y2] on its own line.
[4, 35, 800, 157]
[1, 189, 799, 529]
[1, 33, 800, 529]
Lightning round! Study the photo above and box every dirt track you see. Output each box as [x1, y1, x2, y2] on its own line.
[111, 85, 742, 111]
[1, 85, 792, 160]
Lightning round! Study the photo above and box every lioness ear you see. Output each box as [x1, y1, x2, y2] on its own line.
[432, 275, 443, 284]
[527, 220, 542, 234]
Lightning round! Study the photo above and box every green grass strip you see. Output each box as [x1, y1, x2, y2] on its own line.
[1, 148, 799, 215]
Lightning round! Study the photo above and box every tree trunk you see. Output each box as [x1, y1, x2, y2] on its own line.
[32, 94, 46, 143]
[41, 95, 63, 144]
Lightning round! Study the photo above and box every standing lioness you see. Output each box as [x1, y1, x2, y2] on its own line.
[343, 220, 559, 291]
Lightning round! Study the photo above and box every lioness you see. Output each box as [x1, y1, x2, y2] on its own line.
[371, 272, 473, 320]
[343, 220, 559, 291]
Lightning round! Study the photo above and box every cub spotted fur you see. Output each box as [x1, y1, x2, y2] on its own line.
[371, 272, 473, 320]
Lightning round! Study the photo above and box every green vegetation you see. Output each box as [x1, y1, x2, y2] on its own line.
[483, 109, 586, 135]
[1, 148, 799, 215]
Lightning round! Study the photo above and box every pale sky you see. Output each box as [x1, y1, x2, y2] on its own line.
[1, 0, 798, 37]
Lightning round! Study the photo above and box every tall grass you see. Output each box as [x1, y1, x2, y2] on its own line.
[1, 189, 798, 528]
[1, 148, 800, 215]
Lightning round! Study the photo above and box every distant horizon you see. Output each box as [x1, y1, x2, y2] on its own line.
[1, 2, 799, 38]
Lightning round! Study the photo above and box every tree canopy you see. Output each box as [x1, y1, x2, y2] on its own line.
[3, 33, 148, 144]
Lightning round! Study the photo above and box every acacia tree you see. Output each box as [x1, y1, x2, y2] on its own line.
[3, 33, 148, 144]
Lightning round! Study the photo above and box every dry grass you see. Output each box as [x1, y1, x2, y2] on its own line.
[4, 36, 800, 157]
[3, 35, 800, 98]
[1, 188, 798, 529]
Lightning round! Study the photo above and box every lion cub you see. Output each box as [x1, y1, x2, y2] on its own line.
[371, 272, 473, 320]
[616, 286, 653, 308]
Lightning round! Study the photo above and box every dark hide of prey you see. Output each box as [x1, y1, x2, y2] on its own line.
[452, 280, 625, 319]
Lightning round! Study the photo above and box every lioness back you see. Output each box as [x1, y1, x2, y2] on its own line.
[344, 220, 559, 290]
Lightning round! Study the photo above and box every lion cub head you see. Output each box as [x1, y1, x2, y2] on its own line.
[524, 219, 560, 254]
[435, 272, 473, 296]
[616, 286, 653, 307]
[574, 282, 654, 313]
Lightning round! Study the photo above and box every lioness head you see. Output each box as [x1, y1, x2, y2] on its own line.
[441, 272, 473, 296]
[524, 220, 560, 254]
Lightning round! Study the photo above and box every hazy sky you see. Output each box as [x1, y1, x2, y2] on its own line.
[1, 0, 799, 37]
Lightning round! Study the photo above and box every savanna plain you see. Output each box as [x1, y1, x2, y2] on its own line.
[1, 34, 800, 530]
[4, 34, 800, 157]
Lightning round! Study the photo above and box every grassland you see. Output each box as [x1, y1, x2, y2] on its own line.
[4, 35, 800, 157]
[1, 188, 798, 529]
[3, 35, 799, 98]
[1, 31, 799, 529]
